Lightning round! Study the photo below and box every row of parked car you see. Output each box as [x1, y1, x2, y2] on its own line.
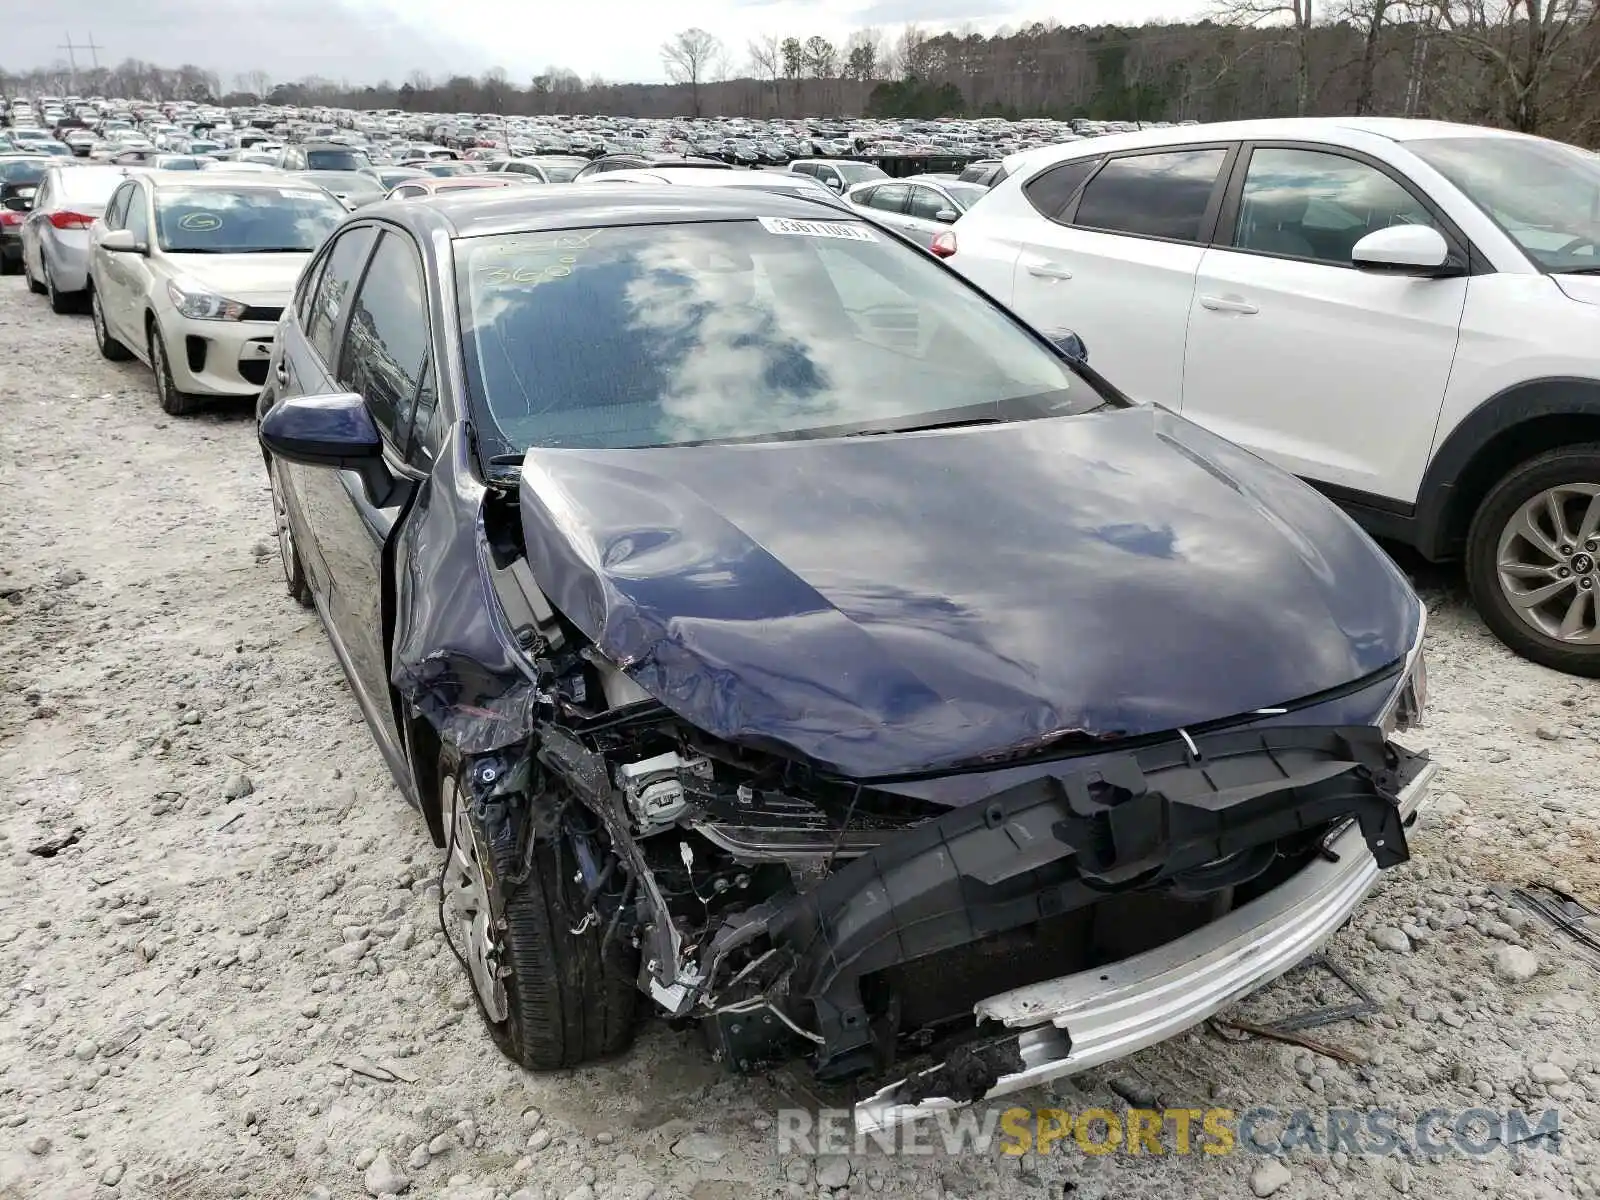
[7, 114, 1600, 683]
[26, 109, 1600, 1142]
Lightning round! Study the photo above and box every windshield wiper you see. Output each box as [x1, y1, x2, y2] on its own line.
[845, 416, 1000, 437]
[1555, 266, 1600, 275]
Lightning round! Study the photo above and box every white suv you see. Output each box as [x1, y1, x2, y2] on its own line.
[945, 117, 1600, 675]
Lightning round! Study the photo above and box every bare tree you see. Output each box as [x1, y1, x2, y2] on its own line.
[893, 23, 933, 78]
[661, 27, 726, 117]
[748, 35, 783, 112]
[844, 30, 880, 81]
[1214, 0, 1317, 114]
[1432, 0, 1600, 133]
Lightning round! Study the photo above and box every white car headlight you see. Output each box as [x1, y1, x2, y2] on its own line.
[1379, 606, 1429, 735]
[167, 278, 246, 321]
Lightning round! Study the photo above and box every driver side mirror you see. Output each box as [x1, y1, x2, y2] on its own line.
[1046, 328, 1089, 363]
[934, 208, 959, 224]
[99, 228, 147, 255]
[3, 195, 33, 213]
[258, 392, 395, 505]
[1352, 225, 1456, 276]
[825, 177, 842, 192]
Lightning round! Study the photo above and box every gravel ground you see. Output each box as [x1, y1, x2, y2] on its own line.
[0, 273, 1597, 1200]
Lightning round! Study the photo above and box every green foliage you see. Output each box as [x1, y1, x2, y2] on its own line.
[866, 76, 966, 118]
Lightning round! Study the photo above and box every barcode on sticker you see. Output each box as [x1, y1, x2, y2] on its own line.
[758, 217, 877, 242]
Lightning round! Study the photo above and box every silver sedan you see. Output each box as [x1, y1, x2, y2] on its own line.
[20, 164, 130, 312]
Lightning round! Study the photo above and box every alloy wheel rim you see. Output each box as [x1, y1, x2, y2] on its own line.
[441, 775, 510, 1022]
[1495, 483, 1600, 644]
[269, 461, 297, 589]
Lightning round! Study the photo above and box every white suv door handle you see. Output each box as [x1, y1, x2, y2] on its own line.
[1199, 294, 1260, 315]
[1026, 263, 1074, 281]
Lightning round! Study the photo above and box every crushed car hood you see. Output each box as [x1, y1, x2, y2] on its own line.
[518, 406, 1420, 780]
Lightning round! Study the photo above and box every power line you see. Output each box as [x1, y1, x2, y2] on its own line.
[55, 34, 104, 92]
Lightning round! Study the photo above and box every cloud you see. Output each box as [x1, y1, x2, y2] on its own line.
[851, 0, 1017, 24]
[4, 0, 490, 87]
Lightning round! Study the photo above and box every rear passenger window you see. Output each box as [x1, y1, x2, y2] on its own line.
[336, 231, 430, 448]
[306, 226, 376, 365]
[867, 183, 909, 214]
[1023, 158, 1100, 221]
[1073, 148, 1229, 243]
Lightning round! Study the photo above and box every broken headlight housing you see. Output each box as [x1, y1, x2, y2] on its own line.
[1379, 606, 1428, 736]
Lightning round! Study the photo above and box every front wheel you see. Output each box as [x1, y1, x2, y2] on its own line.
[149, 323, 200, 416]
[267, 457, 312, 608]
[438, 757, 638, 1069]
[1466, 444, 1600, 676]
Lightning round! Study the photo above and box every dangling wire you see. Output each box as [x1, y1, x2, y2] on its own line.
[824, 782, 864, 873]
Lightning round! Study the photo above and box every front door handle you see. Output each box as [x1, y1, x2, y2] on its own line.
[1199, 294, 1260, 315]
[274, 360, 288, 385]
[1027, 263, 1074, 281]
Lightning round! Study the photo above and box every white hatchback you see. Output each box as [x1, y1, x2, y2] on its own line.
[87, 173, 347, 414]
[944, 117, 1600, 676]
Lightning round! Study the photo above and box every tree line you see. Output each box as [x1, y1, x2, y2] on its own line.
[2, 2, 1597, 145]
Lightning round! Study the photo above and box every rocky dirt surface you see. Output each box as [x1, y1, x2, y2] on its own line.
[0, 273, 1596, 1200]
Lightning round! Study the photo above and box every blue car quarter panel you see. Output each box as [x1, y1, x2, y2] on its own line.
[516, 405, 1421, 780]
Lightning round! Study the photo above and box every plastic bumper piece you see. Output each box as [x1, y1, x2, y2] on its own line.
[851, 750, 1434, 1136]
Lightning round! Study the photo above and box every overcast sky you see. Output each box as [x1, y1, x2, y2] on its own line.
[8, 0, 1212, 89]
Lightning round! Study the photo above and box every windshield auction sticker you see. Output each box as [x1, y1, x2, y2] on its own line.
[758, 217, 878, 242]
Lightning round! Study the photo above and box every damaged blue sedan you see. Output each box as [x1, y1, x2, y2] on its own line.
[256, 185, 1433, 1134]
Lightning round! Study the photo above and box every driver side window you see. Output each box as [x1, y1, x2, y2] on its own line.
[123, 186, 150, 246]
[1232, 147, 1439, 266]
[103, 184, 132, 231]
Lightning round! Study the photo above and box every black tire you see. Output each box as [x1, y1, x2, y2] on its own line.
[44, 256, 77, 314]
[0, 254, 17, 277]
[90, 288, 132, 361]
[1466, 443, 1600, 677]
[23, 252, 45, 295]
[439, 755, 638, 1070]
[149, 322, 200, 416]
[267, 456, 313, 608]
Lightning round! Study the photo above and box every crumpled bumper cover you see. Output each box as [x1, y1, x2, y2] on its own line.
[850, 747, 1434, 1136]
[762, 724, 1418, 1078]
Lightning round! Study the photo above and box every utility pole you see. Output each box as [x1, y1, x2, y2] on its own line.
[58, 35, 80, 94]
[56, 34, 103, 95]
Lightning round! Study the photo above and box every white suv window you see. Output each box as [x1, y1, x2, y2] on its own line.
[1073, 147, 1229, 243]
[1233, 147, 1438, 266]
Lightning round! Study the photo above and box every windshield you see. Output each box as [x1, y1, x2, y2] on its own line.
[941, 181, 989, 208]
[1410, 135, 1600, 273]
[536, 159, 586, 182]
[457, 218, 1097, 455]
[154, 186, 346, 253]
[305, 148, 368, 171]
[836, 162, 888, 185]
[0, 160, 47, 184]
[302, 171, 381, 195]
